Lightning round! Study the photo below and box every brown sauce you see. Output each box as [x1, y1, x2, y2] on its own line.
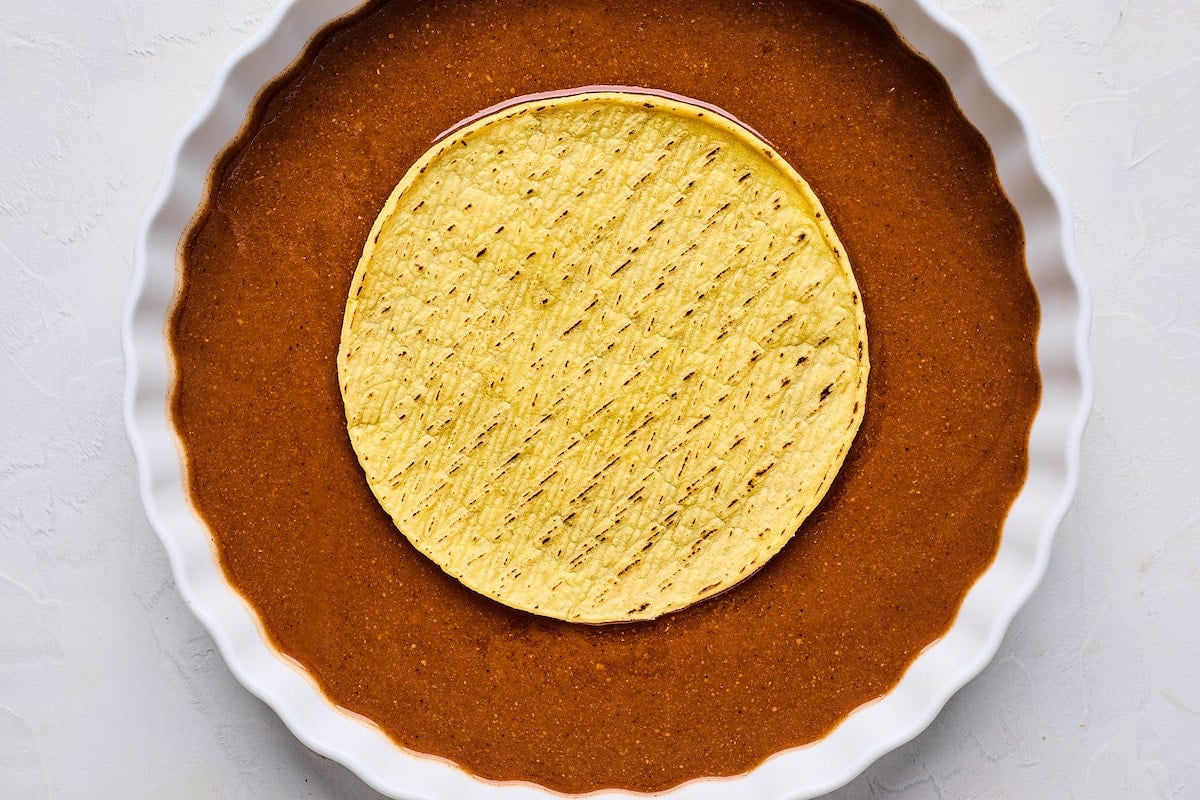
[171, 0, 1041, 793]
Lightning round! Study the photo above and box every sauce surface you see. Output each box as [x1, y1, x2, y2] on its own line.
[172, 0, 1041, 793]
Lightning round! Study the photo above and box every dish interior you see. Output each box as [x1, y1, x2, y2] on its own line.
[150, 0, 1058, 795]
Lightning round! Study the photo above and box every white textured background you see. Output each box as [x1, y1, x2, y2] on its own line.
[1, 1, 1198, 798]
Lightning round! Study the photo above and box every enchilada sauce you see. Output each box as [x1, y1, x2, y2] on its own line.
[172, 0, 1040, 792]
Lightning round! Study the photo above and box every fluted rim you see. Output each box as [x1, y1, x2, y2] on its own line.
[122, 2, 1092, 797]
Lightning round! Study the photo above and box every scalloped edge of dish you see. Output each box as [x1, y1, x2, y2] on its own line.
[122, 2, 1092, 798]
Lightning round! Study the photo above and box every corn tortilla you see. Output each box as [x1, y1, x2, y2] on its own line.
[338, 92, 868, 623]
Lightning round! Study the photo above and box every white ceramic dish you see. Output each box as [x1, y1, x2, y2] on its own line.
[123, 1, 1092, 797]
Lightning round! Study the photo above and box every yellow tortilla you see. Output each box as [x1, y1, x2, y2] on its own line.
[339, 92, 868, 623]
